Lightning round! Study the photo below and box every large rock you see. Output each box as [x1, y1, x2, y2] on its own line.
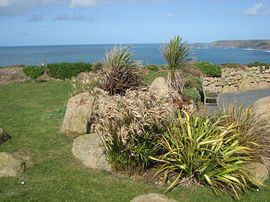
[130, 193, 178, 202]
[72, 133, 111, 171]
[0, 67, 29, 84]
[0, 128, 11, 145]
[0, 152, 25, 178]
[61, 92, 93, 136]
[247, 163, 269, 184]
[253, 96, 270, 122]
[150, 77, 170, 99]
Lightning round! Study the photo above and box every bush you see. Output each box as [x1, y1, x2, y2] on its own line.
[183, 88, 201, 103]
[248, 62, 270, 69]
[217, 106, 270, 169]
[94, 89, 175, 172]
[23, 66, 45, 79]
[151, 111, 259, 198]
[100, 47, 143, 95]
[47, 63, 92, 79]
[184, 74, 202, 91]
[195, 62, 221, 77]
[145, 65, 159, 71]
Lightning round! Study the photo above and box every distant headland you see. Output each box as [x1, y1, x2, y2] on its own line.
[211, 40, 270, 50]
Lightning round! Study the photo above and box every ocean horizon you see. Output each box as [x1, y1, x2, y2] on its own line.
[1, 43, 270, 67]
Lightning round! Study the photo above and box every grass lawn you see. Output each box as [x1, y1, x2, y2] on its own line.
[0, 81, 269, 202]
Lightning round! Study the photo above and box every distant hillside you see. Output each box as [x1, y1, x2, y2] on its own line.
[211, 40, 270, 50]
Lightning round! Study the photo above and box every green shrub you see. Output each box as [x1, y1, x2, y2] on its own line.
[184, 74, 202, 91]
[151, 111, 259, 198]
[23, 66, 45, 79]
[47, 63, 92, 79]
[145, 65, 159, 71]
[100, 47, 143, 95]
[195, 62, 221, 77]
[183, 88, 201, 103]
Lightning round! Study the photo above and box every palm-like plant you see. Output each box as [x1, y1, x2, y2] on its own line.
[101, 46, 143, 95]
[162, 35, 190, 94]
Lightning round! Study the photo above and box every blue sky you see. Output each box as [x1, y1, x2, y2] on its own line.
[0, 0, 269, 46]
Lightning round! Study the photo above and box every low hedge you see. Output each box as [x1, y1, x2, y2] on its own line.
[47, 63, 92, 79]
[145, 65, 159, 71]
[248, 62, 270, 69]
[195, 62, 221, 77]
[23, 66, 45, 79]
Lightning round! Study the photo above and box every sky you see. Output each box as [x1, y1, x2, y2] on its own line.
[0, 0, 269, 46]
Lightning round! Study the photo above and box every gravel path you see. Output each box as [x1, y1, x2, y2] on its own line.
[220, 88, 270, 107]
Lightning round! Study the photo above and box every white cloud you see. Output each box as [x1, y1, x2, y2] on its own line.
[70, 0, 97, 8]
[166, 13, 175, 18]
[0, 0, 170, 15]
[243, 2, 264, 16]
[53, 12, 92, 21]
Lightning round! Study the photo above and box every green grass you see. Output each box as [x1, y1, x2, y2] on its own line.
[0, 81, 269, 201]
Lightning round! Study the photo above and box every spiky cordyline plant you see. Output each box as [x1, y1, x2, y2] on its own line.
[162, 35, 190, 70]
[101, 46, 143, 96]
[162, 35, 190, 94]
[151, 111, 260, 199]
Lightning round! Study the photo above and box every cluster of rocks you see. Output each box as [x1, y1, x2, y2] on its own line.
[63, 77, 186, 172]
[203, 66, 270, 93]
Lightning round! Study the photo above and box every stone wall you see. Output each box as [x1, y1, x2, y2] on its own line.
[203, 66, 270, 93]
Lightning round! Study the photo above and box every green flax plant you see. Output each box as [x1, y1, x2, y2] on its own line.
[151, 111, 260, 199]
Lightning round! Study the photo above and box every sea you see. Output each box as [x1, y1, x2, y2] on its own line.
[0, 44, 270, 67]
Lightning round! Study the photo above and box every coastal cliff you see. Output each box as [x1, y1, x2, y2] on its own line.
[212, 40, 270, 50]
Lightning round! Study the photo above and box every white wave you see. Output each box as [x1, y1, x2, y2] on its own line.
[244, 48, 255, 51]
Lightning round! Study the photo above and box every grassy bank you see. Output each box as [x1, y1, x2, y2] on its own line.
[0, 81, 269, 201]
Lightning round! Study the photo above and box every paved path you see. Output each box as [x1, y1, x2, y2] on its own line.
[207, 88, 270, 114]
[219, 88, 270, 107]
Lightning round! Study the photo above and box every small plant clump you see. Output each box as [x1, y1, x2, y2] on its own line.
[195, 62, 222, 77]
[248, 62, 270, 69]
[145, 65, 160, 71]
[23, 66, 45, 79]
